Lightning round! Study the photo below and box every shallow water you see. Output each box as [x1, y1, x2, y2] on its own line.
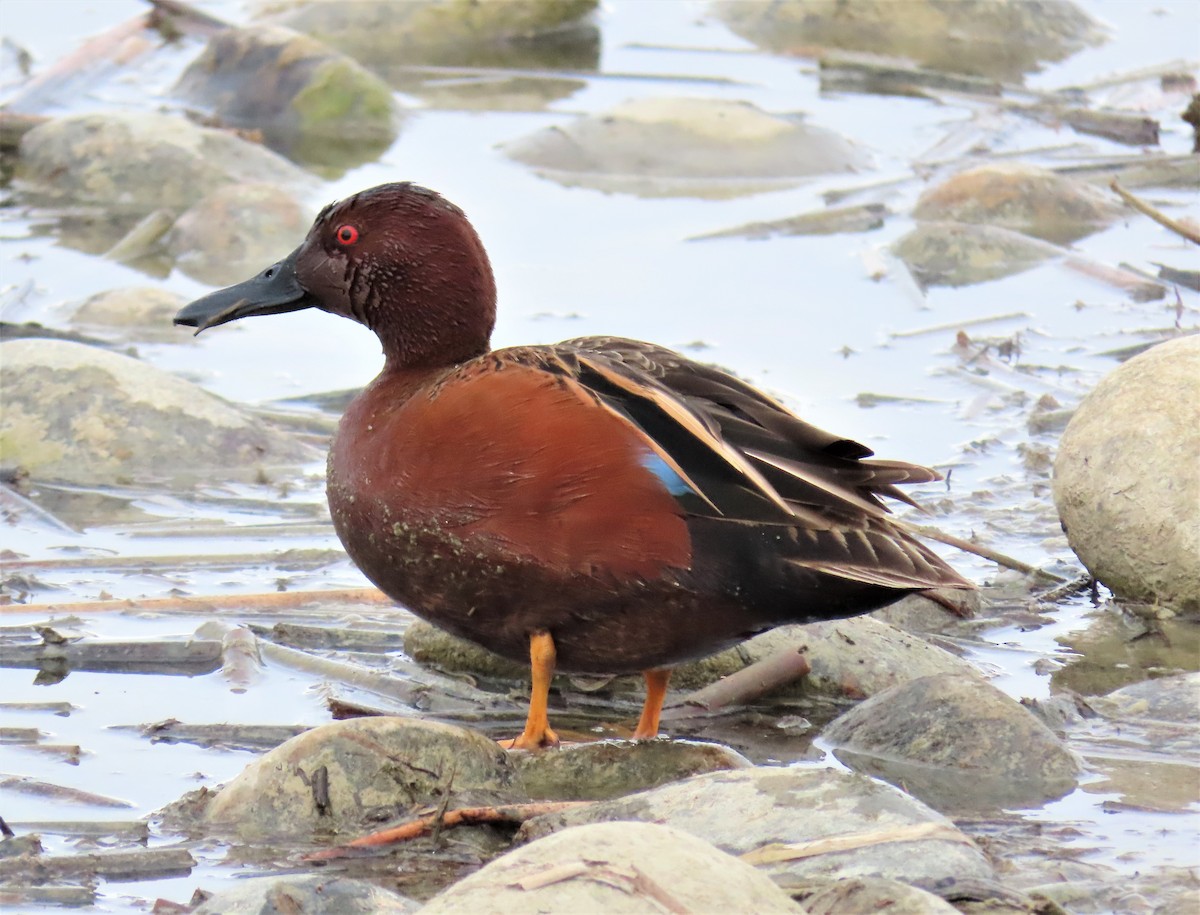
[1, 0, 1198, 910]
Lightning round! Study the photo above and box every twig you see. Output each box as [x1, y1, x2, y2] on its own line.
[662, 647, 810, 720]
[889, 311, 1030, 339]
[1111, 179, 1200, 245]
[1034, 573, 1094, 604]
[902, 523, 1067, 584]
[303, 801, 590, 858]
[0, 587, 390, 616]
[740, 821, 975, 865]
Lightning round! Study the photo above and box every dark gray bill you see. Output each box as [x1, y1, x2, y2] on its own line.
[174, 248, 316, 334]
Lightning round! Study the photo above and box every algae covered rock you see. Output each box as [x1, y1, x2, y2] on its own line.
[503, 97, 866, 198]
[421, 821, 806, 914]
[713, 0, 1105, 80]
[15, 111, 311, 211]
[892, 220, 1062, 287]
[0, 339, 314, 485]
[175, 24, 400, 170]
[913, 163, 1122, 245]
[1053, 334, 1200, 613]
[823, 673, 1081, 811]
[202, 717, 521, 839]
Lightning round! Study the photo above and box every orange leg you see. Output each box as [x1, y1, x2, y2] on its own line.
[632, 669, 671, 740]
[499, 630, 560, 750]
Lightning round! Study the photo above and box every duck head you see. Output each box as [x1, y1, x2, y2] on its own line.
[174, 182, 498, 369]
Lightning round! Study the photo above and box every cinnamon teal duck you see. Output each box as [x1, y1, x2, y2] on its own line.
[175, 182, 973, 749]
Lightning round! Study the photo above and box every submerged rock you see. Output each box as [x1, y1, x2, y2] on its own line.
[0, 339, 313, 485]
[794, 876, 959, 915]
[69, 287, 186, 341]
[202, 717, 521, 840]
[520, 766, 993, 890]
[502, 97, 866, 198]
[1093, 671, 1200, 724]
[892, 221, 1062, 287]
[712, 0, 1105, 81]
[823, 673, 1081, 812]
[15, 111, 311, 212]
[513, 739, 750, 801]
[168, 182, 312, 286]
[191, 874, 419, 914]
[1053, 334, 1200, 613]
[912, 164, 1122, 245]
[175, 24, 400, 171]
[422, 820, 805, 914]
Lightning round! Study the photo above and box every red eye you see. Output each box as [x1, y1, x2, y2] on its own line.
[335, 225, 359, 245]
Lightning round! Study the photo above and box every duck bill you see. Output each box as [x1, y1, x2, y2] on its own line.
[174, 247, 317, 334]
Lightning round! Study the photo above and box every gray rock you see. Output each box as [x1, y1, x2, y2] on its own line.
[16, 111, 312, 211]
[168, 182, 312, 286]
[202, 717, 521, 840]
[176, 24, 400, 171]
[503, 97, 866, 199]
[0, 339, 313, 485]
[713, 0, 1104, 80]
[192, 874, 419, 914]
[404, 618, 528, 680]
[1094, 672, 1200, 724]
[823, 673, 1081, 812]
[70, 287, 186, 340]
[513, 738, 751, 801]
[519, 766, 993, 890]
[793, 876, 959, 914]
[421, 820, 806, 914]
[912, 164, 1122, 245]
[674, 615, 983, 700]
[892, 220, 1063, 287]
[1053, 334, 1200, 613]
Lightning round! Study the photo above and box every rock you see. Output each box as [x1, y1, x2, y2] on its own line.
[520, 766, 993, 890]
[404, 618, 528, 680]
[1053, 335, 1200, 613]
[421, 820, 806, 914]
[202, 718, 521, 839]
[871, 587, 984, 635]
[793, 876, 959, 915]
[912, 164, 1122, 245]
[175, 25, 400, 171]
[673, 615, 983, 700]
[1093, 672, 1200, 724]
[260, 0, 599, 73]
[892, 221, 1062, 287]
[823, 673, 1081, 812]
[70, 287, 186, 340]
[514, 739, 751, 801]
[0, 339, 313, 485]
[502, 97, 866, 198]
[168, 182, 312, 286]
[191, 874, 419, 914]
[15, 111, 311, 211]
[713, 0, 1105, 80]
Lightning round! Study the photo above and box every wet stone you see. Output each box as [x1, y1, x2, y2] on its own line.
[1053, 334, 1200, 614]
[175, 24, 400, 171]
[823, 673, 1081, 813]
[200, 717, 522, 840]
[404, 618, 528, 681]
[15, 111, 311, 212]
[892, 221, 1062, 287]
[421, 820, 806, 914]
[258, 0, 599, 73]
[912, 164, 1123, 245]
[712, 0, 1105, 81]
[167, 182, 312, 286]
[190, 874, 420, 914]
[0, 339, 314, 486]
[1093, 672, 1200, 724]
[513, 738, 751, 801]
[792, 876, 959, 915]
[519, 766, 994, 890]
[502, 97, 866, 199]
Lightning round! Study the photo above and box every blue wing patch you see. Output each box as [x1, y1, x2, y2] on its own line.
[640, 452, 694, 497]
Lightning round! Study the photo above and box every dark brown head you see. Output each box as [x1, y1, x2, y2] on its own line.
[175, 183, 497, 369]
